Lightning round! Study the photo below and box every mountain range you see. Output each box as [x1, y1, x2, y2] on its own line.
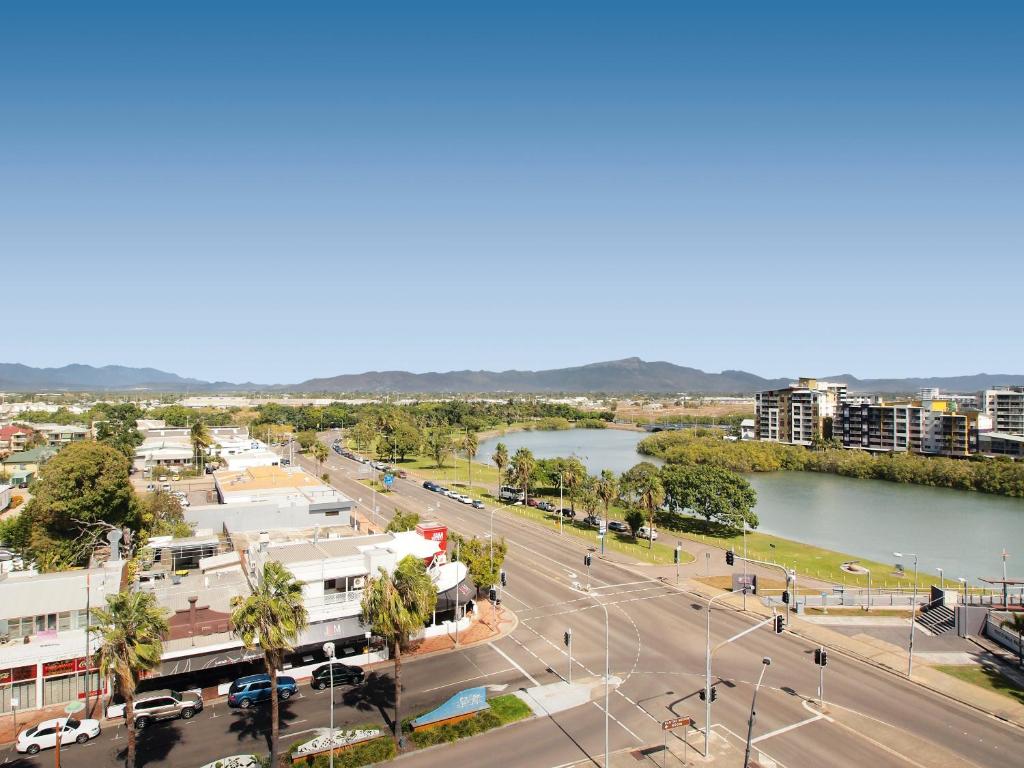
[3, 358, 1024, 395]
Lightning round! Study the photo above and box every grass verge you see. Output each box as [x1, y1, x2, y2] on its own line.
[934, 664, 1024, 705]
[404, 694, 532, 748]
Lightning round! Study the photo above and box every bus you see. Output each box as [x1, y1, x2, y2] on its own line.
[499, 485, 525, 504]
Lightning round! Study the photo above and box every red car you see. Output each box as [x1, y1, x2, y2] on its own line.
[526, 498, 540, 507]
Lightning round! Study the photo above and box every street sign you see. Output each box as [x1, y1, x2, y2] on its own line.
[662, 716, 692, 731]
[383, 473, 394, 487]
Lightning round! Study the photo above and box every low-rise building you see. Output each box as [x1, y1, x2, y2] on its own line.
[20, 423, 90, 448]
[0, 485, 10, 514]
[1, 446, 58, 486]
[739, 419, 755, 441]
[0, 425, 34, 456]
[978, 432, 1024, 459]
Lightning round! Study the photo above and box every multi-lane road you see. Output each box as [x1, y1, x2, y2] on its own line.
[6, 440, 1017, 768]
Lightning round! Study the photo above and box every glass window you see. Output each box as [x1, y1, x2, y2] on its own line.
[35, 616, 45, 633]
[58, 613, 71, 632]
[76, 610, 89, 630]
[47, 615, 57, 631]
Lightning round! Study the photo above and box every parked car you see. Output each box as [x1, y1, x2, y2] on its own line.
[394, 469, 408, 479]
[526, 498, 540, 508]
[636, 526, 659, 541]
[227, 674, 297, 709]
[310, 663, 365, 689]
[582, 515, 601, 527]
[472, 500, 485, 509]
[607, 520, 628, 533]
[158, 475, 168, 482]
[16, 717, 101, 755]
[558, 508, 576, 518]
[132, 689, 204, 729]
[458, 494, 473, 504]
[145, 483, 155, 491]
[537, 501, 555, 512]
[423, 481, 437, 491]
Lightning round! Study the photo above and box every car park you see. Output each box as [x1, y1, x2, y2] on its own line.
[310, 663, 365, 689]
[558, 508, 576, 518]
[227, 674, 297, 708]
[131, 689, 204, 729]
[16, 717, 101, 755]
[607, 520, 628, 533]
[472, 499, 485, 509]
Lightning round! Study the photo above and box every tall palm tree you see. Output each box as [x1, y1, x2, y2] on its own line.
[361, 556, 437, 747]
[491, 442, 509, 497]
[190, 420, 211, 474]
[509, 447, 536, 505]
[461, 430, 479, 489]
[561, 457, 586, 513]
[595, 469, 619, 530]
[91, 591, 170, 768]
[1002, 613, 1024, 668]
[619, 462, 665, 549]
[231, 561, 309, 766]
[311, 441, 328, 477]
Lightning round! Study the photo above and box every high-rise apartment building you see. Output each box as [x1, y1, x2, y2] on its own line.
[835, 397, 992, 456]
[754, 378, 847, 446]
[980, 386, 1024, 436]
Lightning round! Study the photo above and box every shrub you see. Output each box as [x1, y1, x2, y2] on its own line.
[289, 736, 395, 768]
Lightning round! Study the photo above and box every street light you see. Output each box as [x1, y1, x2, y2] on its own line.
[742, 657, 771, 768]
[958, 577, 968, 607]
[704, 588, 745, 757]
[936, 567, 944, 591]
[894, 551, 919, 677]
[323, 641, 336, 768]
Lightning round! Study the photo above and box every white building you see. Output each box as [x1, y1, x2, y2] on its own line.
[981, 387, 1024, 436]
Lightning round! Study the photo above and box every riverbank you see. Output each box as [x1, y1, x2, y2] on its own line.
[639, 431, 1024, 498]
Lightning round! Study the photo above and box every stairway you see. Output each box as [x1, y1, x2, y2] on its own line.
[917, 604, 955, 635]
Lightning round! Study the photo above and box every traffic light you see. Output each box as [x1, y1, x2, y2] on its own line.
[698, 686, 718, 702]
[711, 686, 717, 702]
[563, 629, 572, 647]
[673, 547, 680, 564]
[500, 570, 507, 587]
[726, 550, 735, 566]
[814, 648, 828, 667]
[781, 590, 790, 604]
[774, 615, 784, 634]
[489, 588, 498, 603]
[584, 554, 592, 568]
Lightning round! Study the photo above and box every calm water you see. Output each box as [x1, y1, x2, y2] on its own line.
[475, 428, 1024, 579]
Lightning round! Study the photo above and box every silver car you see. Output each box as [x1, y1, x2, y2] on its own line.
[131, 689, 204, 729]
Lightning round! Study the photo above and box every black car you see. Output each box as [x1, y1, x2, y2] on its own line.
[607, 520, 628, 533]
[582, 515, 600, 527]
[310, 663, 364, 690]
[423, 481, 436, 491]
[558, 508, 576, 518]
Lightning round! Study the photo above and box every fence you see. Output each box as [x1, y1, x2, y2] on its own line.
[985, 612, 1023, 656]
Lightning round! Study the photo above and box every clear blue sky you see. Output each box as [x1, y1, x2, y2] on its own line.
[3, 2, 1021, 384]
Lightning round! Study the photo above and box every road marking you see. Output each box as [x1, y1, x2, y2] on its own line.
[421, 668, 514, 693]
[489, 642, 539, 686]
[751, 714, 824, 744]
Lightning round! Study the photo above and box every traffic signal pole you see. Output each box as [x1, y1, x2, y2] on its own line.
[726, 550, 796, 624]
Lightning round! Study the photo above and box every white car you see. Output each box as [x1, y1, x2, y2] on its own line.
[459, 494, 473, 504]
[636, 526, 659, 541]
[16, 717, 101, 755]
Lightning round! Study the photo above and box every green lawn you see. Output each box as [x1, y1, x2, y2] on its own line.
[934, 664, 1024, 705]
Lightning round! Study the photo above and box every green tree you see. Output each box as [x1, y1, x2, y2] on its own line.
[624, 508, 646, 538]
[509, 447, 536, 504]
[619, 462, 665, 548]
[577, 475, 600, 518]
[390, 421, 422, 461]
[660, 464, 758, 531]
[311, 441, 328, 477]
[140, 491, 192, 538]
[461, 431, 479, 488]
[350, 420, 377, 452]
[94, 403, 144, 458]
[361, 556, 437, 747]
[450, 533, 507, 595]
[491, 442, 509, 492]
[230, 561, 309, 767]
[296, 430, 318, 451]
[386, 508, 421, 533]
[190, 420, 212, 474]
[558, 457, 586, 513]
[595, 469, 619, 529]
[18, 441, 142, 569]
[1002, 613, 1024, 668]
[425, 427, 453, 468]
[91, 591, 170, 768]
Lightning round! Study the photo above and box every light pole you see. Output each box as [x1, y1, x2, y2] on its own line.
[571, 582, 609, 768]
[559, 472, 564, 536]
[323, 641, 336, 768]
[742, 657, 771, 768]
[958, 577, 967, 607]
[364, 631, 372, 665]
[704, 589, 744, 757]
[894, 551, 919, 676]
[489, 507, 498, 572]
[937, 567, 944, 592]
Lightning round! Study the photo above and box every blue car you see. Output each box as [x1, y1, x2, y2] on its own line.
[226, 674, 297, 709]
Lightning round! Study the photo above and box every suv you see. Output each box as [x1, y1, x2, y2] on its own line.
[582, 515, 601, 527]
[558, 508, 576, 518]
[132, 689, 203, 729]
[636, 526, 659, 541]
[537, 501, 555, 512]
[227, 674, 297, 709]
[310, 663, 365, 690]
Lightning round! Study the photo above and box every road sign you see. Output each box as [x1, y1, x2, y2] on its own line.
[383, 473, 394, 487]
[662, 716, 692, 731]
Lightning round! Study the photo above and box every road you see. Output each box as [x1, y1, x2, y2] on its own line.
[8, 438, 1017, 767]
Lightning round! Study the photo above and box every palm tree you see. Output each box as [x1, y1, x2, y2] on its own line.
[461, 430, 479, 489]
[91, 591, 170, 768]
[230, 561, 309, 766]
[311, 441, 328, 477]
[1001, 613, 1024, 668]
[595, 469, 619, 530]
[190, 420, 211, 474]
[491, 442, 509, 498]
[619, 462, 665, 549]
[561, 457, 586, 513]
[509, 447, 536, 505]
[361, 556, 437, 747]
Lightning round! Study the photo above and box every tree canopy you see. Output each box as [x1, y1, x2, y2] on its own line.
[660, 463, 758, 531]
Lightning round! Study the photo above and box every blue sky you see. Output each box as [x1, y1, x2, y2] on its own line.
[3, 2, 1021, 384]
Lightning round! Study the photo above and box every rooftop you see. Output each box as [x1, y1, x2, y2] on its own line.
[215, 465, 328, 494]
[1, 446, 57, 464]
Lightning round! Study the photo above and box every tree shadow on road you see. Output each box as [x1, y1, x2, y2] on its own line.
[226, 701, 300, 753]
[341, 671, 396, 732]
[132, 720, 186, 768]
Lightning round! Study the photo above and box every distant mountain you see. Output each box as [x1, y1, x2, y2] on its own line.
[0, 363, 253, 393]
[3, 358, 1024, 395]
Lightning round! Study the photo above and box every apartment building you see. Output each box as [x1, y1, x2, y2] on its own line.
[754, 378, 847, 445]
[980, 386, 1024, 436]
[835, 397, 992, 456]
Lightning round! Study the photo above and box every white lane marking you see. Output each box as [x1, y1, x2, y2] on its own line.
[750, 714, 824, 744]
[490, 642, 539, 687]
[590, 699, 643, 742]
[421, 668, 514, 693]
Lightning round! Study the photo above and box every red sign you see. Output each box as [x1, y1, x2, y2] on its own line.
[416, 522, 448, 553]
[12, 665, 36, 683]
[662, 716, 693, 731]
[43, 658, 88, 677]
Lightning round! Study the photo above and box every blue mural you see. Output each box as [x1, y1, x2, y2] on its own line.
[411, 686, 489, 728]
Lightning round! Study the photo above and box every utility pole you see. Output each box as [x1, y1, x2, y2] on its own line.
[743, 658, 771, 768]
[564, 628, 573, 685]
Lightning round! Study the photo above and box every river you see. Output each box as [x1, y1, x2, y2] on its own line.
[475, 428, 1024, 579]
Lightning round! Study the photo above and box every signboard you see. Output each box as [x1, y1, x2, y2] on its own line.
[292, 729, 382, 758]
[42, 658, 90, 677]
[732, 573, 757, 595]
[0, 665, 37, 685]
[383, 473, 394, 487]
[411, 686, 488, 729]
[662, 716, 693, 731]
